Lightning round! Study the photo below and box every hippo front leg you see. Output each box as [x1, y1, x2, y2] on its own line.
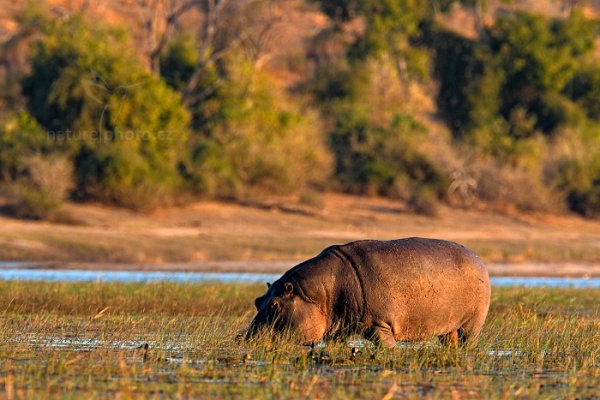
[364, 324, 397, 349]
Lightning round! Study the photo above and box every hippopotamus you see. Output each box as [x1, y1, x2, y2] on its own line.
[245, 238, 490, 348]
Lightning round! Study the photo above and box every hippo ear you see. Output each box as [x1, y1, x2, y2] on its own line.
[284, 282, 294, 296]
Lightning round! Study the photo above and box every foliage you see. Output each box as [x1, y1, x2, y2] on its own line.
[474, 11, 593, 136]
[21, 14, 190, 209]
[466, 153, 562, 213]
[160, 35, 198, 91]
[430, 29, 479, 134]
[314, 0, 431, 80]
[183, 54, 332, 199]
[309, 0, 451, 207]
[430, 10, 600, 216]
[566, 66, 600, 121]
[5, 1, 600, 219]
[330, 111, 448, 201]
[0, 110, 72, 220]
[311, 44, 451, 207]
[0, 112, 48, 182]
[548, 125, 600, 218]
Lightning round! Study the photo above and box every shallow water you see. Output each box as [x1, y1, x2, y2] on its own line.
[0, 268, 599, 287]
[490, 276, 600, 288]
[0, 269, 280, 284]
[12, 335, 522, 360]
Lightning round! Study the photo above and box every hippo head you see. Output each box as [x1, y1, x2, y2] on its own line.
[245, 280, 326, 344]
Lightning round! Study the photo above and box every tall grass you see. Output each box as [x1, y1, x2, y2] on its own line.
[0, 282, 598, 398]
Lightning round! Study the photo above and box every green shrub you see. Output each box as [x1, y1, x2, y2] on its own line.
[330, 111, 450, 200]
[0, 113, 49, 182]
[160, 35, 198, 91]
[429, 29, 479, 134]
[430, 11, 600, 217]
[548, 125, 600, 217]
[529, 93, 586, 133]
[567, 181, 600, 218]
[311, 48, 453, 203]
[567, 67, 600, 121]
[316, 0, 431, 81]
[436, 10, 596, 139]
[184, 54, 332, 199]
[308, 0, 454, 205]
[21, 14, 190, 210]
[73, 143, 176, 211]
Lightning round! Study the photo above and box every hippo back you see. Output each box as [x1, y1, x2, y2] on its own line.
[334, 238, 490, 339]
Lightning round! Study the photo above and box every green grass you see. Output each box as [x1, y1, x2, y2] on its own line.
[0, 282, 598, 398]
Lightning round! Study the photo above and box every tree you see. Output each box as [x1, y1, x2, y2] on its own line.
[21, 14, 190, 209]
[309, 0, 452, 207]
[137, 0, 204, 74]
[455, 10, 597, 141]
[313, 0, 432, 83]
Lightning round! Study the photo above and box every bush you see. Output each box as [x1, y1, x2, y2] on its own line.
[316, 0, 431, 81]
[330, 111, 450, 200]
[74, 143, 177, 211]
[160, 35, 198, 91]
[529, 93, 586, 133]
[436, 10, 596, 140]
[466, 156, 562, 214]
[568, 182, 600, 218]
[0, 113, 49, 182]
[547, 125, 600, 217]
[567, 67, 600, 121]
[430, 29, 479, 135]
[5, 154, 74, 220]
[311, 50, 453, 203]
[21, 14, 190, 210]
[184, 54, 332, 199]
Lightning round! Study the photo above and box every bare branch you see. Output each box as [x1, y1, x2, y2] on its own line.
[182, 0, 229, 105]
[138, 0, 203, 74]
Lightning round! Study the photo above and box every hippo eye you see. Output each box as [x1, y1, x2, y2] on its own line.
[269, 299, 281, 313]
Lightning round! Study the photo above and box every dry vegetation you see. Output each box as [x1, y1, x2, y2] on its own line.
[1, 194, 600, 271]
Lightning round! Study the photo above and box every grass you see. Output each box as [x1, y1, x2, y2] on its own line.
[0, 282, 598, 398]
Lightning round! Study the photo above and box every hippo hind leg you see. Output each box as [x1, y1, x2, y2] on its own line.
[454, 310, 488, 345]
[438, 322, 484, 347]
[438, 330, 459, 346]
[439, 313, 487, 346]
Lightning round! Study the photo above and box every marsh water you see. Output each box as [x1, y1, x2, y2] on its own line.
[0, 264, 599, 287]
